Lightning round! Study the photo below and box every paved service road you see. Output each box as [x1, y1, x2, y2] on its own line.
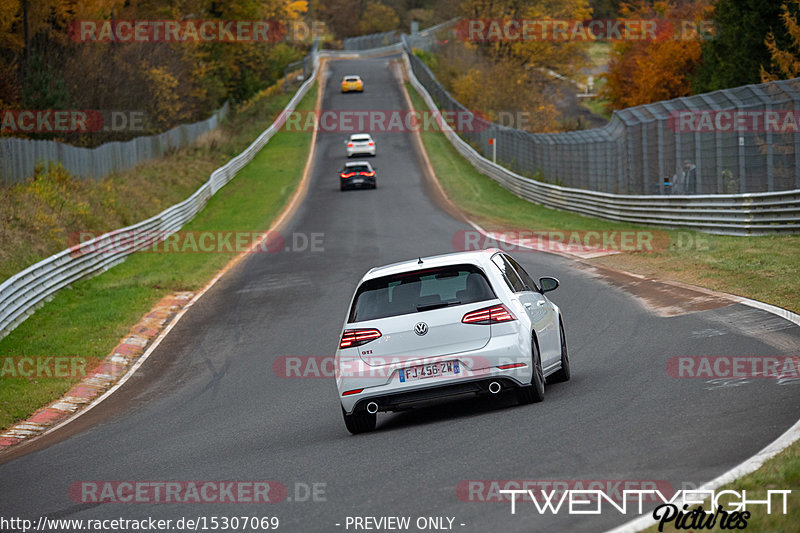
[1, 56, 799, 532]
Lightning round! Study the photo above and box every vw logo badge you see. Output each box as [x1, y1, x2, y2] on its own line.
[414, 322, 429, 336]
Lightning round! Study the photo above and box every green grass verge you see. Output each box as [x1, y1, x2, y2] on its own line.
[0, 83, 317, 431]
[642, 442, 800, 532]
[406, 81, 800, 531]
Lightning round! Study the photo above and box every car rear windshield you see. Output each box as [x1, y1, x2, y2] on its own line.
[348, 264, 496, 322]
[345, 77, 359, 81]
[343, 165, 370, 172]
[351, 135, 370, 142]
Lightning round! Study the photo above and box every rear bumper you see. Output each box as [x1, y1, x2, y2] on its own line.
[340, 176, 376, 189]
[346, 147, 376, 157]
[345, 377, 525, 414]
[338, 334, 531, 413]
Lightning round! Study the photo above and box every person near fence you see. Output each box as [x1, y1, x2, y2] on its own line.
[682, 160, 697, 194]
[673, 160, 697, 194]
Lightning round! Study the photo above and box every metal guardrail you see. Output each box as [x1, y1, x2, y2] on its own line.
[0, 102, 230, 184]
[402, 50, 800, 235]
[402, 35, 800, 196]
[0, 40, 321, 339]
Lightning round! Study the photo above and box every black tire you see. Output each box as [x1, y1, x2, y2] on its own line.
[342, 406, 376, 434]
[517, 334, 545, 404]
[549, 318, 571, 383]
[340, 184, 347, 191]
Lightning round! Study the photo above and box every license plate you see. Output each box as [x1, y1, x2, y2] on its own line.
[352, 178, 364, 184]
[399, 361, 460, 382]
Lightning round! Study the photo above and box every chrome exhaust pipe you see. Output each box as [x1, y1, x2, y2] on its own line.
[366, 402, 379, 414]
[488, 382, 501, 394]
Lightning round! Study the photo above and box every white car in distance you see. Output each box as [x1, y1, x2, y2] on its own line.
[346, 133, 376, 158]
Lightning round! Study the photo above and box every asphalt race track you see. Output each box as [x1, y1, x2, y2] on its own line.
[1, 56, 799, 532]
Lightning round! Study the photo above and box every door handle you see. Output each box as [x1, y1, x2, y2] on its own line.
[536, 301, 546, 306]
[524, 303, 532, 308]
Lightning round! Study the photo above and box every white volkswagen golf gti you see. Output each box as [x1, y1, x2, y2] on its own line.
[335, 249, 569, 433]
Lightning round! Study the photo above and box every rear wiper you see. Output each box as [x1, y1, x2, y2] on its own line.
[415, 300, 461, 312]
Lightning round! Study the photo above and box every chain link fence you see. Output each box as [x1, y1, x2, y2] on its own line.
[403, 35, 800, 195]
[343, 31, 401, 50]
[0, 102, 229, 184]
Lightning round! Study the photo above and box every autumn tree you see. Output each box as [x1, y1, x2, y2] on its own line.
[422, 0, 592, 132]
[1, 0, 310, 143]
[761, 0, 800, 81]
[357, 2, 400, 34]
[602, 0, 712, 110]
[693, 0, 786, 92]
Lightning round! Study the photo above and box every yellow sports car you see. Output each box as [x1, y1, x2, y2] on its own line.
[341, 75, 364, 93]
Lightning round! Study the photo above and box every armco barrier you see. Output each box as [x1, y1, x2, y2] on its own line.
[0, 40, 320, 340]
[401, 40, 800, 235]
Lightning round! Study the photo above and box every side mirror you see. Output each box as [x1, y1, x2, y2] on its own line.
[539, 277, 559, 293]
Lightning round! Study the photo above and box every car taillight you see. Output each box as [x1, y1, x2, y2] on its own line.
[340, 328, 381, 348]
[347, 143, 354, 147]
[497, 362, 526, 370]
[462, 304, 516, 325]
[368, 141, 374, 146]
[360, 171, 375, 177]
[342, 388, 363, 396]
[340, 172, 356, 179]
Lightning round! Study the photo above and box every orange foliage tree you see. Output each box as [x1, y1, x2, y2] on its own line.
[761, 0, 800, 81]
[602, 0, 712, 110]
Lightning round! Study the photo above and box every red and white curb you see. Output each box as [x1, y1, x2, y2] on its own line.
[0, 292, 194, 451]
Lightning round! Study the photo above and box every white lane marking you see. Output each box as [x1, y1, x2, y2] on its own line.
[605, 299, 800, 532]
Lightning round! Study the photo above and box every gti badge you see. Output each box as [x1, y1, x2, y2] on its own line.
[414, 322, 429, 336]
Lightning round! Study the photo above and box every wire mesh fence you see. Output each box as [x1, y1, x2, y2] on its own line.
[0, 102, 230, 184]
[343, 31, 401, 50]
[402, 35, 800, 195]
[1, 40, 321, 185]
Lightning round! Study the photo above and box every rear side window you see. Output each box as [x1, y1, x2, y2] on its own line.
[349, 264, 496, 322]
[505, 254, 538, 292]
[491, 254, 526, 292]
